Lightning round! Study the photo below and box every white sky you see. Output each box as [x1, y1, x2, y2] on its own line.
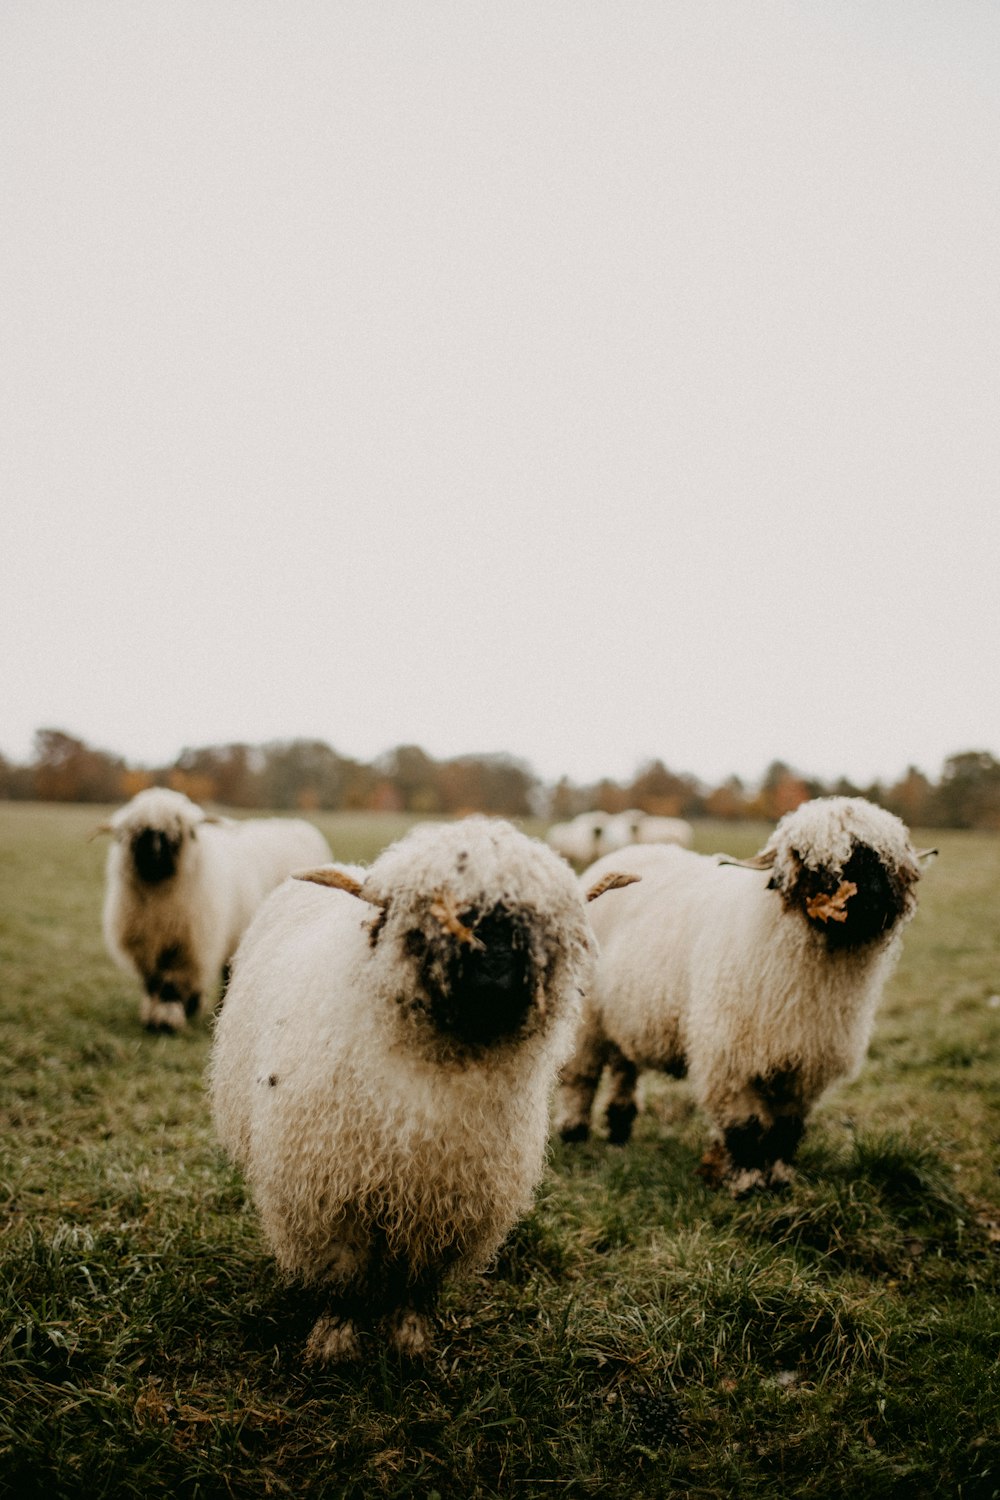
[3, 1, 999, 789]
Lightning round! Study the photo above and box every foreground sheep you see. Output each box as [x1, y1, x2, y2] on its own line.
[100, 788, 331, 1032]
[210, 817, 634, 1363]
[557, 798, 931, 1192]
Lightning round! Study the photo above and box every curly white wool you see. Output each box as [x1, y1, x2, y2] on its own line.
[210, 816, 603, 1362]
[556, 797, 927, 1193]
[101, 787, 331, 1031]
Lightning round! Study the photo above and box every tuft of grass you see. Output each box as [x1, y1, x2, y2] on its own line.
[0, 805, 997, 1498]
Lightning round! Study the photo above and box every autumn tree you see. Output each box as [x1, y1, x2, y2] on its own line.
[626, 760, 702, 817]
[932, 751, 1000, 829]
[31, 729, 125, 803]
[375, 745, 442, 814]
[172, 743, 263, 807]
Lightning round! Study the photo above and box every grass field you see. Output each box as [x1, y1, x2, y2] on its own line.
[1, 803, 997, 1498]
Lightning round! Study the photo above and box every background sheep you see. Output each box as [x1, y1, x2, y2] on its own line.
[601, 810, 693, 852]
[210, 817, 634, 1363]
[557, 797, 931, 1193]
[100, 787, 331, 1032]
[546, 810, 693, 866]
[545, 811, 611, 865]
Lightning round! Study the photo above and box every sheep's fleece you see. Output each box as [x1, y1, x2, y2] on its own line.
[102, 788, 331, 1031]
[210, 816, 608, 1362]
[557, 797, 927, 1192]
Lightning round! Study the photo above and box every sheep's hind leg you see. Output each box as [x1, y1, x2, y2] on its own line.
[556, 1025, 609, 1143]
[604, 1045, 639, 1145]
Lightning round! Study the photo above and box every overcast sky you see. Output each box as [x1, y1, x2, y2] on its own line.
[3, 1, 998, 790]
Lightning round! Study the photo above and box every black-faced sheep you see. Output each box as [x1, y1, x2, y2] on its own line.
[556, 797, 932, 1193]
[209, 816, 635, 1362]
[100, 788, 332, 1032]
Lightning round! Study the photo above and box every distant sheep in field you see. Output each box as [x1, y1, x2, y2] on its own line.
[99, 788, 331, 1033]
[210, 816, 636, 1363]
[546, 812, 611, 865]
[556, 797, 932, 1193]
[547, 810, 692, 867]
[602, 810, 693, 852]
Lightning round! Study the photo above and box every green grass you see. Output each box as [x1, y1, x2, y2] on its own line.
[1, 804, 997, 1498]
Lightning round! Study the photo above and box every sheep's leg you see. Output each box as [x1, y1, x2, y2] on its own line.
[139, 990, 187, 1033]
[604, 1045, 639, 1145]
[706, 1078, 805, 1194]
[302, 1236, 371, 1365]
[367, 1255, 441, 1359]
[383, 1277, 440, 1359]
[758, 1113, 805, 1189]
[556, 1024, 610, 1143]
[304, 1303, 363, 1365]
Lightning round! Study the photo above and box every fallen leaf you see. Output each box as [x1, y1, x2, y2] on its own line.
[805, 880, 858, 923]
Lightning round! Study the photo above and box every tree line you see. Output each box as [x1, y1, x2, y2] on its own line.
[2, 728, 1000, 830]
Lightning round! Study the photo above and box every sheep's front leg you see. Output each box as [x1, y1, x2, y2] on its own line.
[556, 1021, 610, 1143]
[700, 1071, 805, 1194]
[382, 1275, 440, 1359]
[305, 1305, 363, 1365]
[139, 991, 187, 1033]
[303, 1238, 369, 1366]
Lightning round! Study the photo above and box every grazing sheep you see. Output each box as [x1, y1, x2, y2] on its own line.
[210, 817, 635, 1363]
[556, 797, 932, 1193]
[100, 788, 332, 1032]
[602, 810, 693, 852]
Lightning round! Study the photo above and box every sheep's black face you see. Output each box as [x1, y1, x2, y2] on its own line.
[778, 841, 911, 951]
[131, 827, 183, 884]
[407, 905, 538, 1049]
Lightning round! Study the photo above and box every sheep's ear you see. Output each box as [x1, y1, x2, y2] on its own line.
[586, 871, 640, 902]
[294, 868, 385, 906]
[719, 849, 776, 871]
[916, 847, 938, 863]
[88, 823, 114, 841]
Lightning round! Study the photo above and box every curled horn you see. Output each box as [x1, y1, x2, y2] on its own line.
[294, 868, 387, 907]
[719, 848, 777, 871]
[586, 871, 641, 902]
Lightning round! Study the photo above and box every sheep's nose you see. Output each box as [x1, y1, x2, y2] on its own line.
[132, 828, 179, 883]
[429, 908, 536, 1047]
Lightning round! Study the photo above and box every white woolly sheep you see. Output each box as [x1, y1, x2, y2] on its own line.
[556, 797, 932, 1193]
[545, 811, 611, 865]
[100, 788, 332, 1033]
[210, 816, 635, 1363]
[601, 810, 693, 852]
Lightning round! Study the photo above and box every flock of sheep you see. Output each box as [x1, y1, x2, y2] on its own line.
[97, 786, 932, 1362]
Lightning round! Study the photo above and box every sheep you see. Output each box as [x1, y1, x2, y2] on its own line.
[545, 811, 611, 865]
[99, 787, 332, 1033]
[556, 797, 932, 1193]
[209, 816, 636, 1363]
[602, 810, 693, 852]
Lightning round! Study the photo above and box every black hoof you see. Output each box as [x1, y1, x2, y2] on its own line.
[560, 1122, 590, 1144]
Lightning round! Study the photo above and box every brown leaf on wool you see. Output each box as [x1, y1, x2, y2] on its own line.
[805, 880, 858, 923]
[429, 889, 485, 949]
